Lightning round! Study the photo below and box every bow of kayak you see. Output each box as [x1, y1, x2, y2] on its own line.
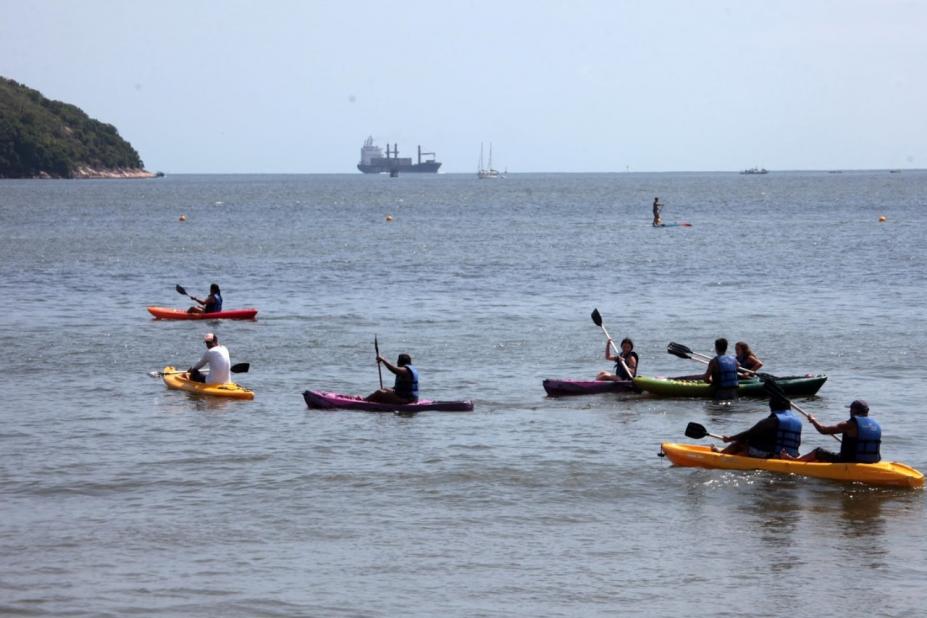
[303, 390, 473, 412]
[542, 378, 636, 397]
[162, 366, 255, 400]
[147, 306, 259, 320]
[660, 442, 924, 488]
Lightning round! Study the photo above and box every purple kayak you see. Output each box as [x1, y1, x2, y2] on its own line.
[543, 378, 637, 397]
[303, 390, 474, 412]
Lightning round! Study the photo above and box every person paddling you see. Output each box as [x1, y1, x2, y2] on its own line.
[714, 394, 802, 458]
[703, 338, 740, 401]
[652, 197, 663, 226]
[188, 283, 223, 314]
[187, 332, 232, 384]
[596, 337, 638, 382]
[735, 341, 764, 373]
[787, 400, 881, 463]
[366, 353, 419, 404]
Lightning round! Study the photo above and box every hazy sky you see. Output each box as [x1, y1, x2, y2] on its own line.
[2, 0, 925, 173]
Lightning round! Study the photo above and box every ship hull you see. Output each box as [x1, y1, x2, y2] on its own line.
[357, 162, 441, 174]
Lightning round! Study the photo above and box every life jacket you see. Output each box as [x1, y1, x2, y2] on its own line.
[394, 365, 419, 400]
[715, 355, 739, 388]
[840, 416, 881, 463]
[615, 351, 639, 380]
[205, 292, 223, 313]
[772, 410, 802, 457]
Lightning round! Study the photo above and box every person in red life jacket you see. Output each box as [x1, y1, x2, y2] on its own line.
[734, 341, 764, 374]
[703, 338, 740, 401]
[366, 353, 419, 404]
[715, 395, 803, 458]
[788, 400, 881, 463]
[188, 283, 223, 314]
[596, 337, 638, 382]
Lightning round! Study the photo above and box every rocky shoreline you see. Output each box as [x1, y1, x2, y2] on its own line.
[33, 167, 158, 179]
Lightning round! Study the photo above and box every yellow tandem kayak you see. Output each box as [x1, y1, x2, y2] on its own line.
[161, 366, 254, 400]
[660, 443, 923, 489]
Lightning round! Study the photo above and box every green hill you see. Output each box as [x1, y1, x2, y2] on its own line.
[0, 76, 149, 178]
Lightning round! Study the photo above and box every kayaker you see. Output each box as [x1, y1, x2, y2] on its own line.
[788, 400, 881, 463]
[716, 395, 802, 458]
[596, 337, 638, 381]
[187, 332, 232, 384]
[703, 338, 740, 401]
[366, 353, 419, 404]
[735, 341, 764, 374]
[188, 283, 223, 314]
[652, 197, 663, 226]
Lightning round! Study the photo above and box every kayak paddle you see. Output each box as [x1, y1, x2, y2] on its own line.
[148, 362, 250, 378]
[591, 308, 633, 378]
[667, 342, 761, 378]
[374, 335, 384, 390]
[764, 379, 840, 442]
[684, 422, 725, 441]
[175, 284, 196, 299]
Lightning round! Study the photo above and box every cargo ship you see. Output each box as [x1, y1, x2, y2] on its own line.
[357, 136, 441, 174]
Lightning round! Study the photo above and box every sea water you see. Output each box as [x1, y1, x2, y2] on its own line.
[1, 171, 926, 616]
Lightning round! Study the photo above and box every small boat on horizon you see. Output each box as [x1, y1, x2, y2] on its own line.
[478, 142, 504, 179]
[740, 166, 769, 175]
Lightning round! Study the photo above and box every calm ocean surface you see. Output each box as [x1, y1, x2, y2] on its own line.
[1, 171, 926, 616]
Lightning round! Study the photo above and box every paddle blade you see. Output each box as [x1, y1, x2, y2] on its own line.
[685, 422, 709, 440]
[230, 362, 250, 374]
[668, 341, 694, 356]
[374, 335, 380, 356]
[591, 308, 603, 327]
[763, 378, 786, 399]
[667, 343, 692, 359]
[175, 284, 188, 296]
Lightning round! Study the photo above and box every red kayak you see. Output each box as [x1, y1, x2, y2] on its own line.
[542, 378, 636, 397]
[303, 390, 474, 412]
[147, 306, 258, 320]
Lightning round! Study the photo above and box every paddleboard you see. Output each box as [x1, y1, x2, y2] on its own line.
[653, 222, 692, 228]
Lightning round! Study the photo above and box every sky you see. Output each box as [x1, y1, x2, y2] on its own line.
[1, 0, 925, 173]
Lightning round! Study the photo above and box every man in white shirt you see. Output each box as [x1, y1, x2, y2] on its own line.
[188, 332, 232, 385]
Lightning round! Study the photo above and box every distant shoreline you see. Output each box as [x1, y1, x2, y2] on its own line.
[30, 167, 157, 179]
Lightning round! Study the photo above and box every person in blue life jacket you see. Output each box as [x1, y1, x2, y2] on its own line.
[366, 353, 419, 404]
[787, 400, 881, 463]
[703, 338, 740, 401]
[188, 283, 223, 314]
[596, 337, 638, 382]
[714, 395, 803, 458]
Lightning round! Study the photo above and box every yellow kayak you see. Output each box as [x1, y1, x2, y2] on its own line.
[660, 442, 923, 489]
[161, 366, 254, 400]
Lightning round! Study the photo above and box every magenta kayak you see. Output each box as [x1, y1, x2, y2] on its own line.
[303, 390, 474, 412]
[147, 306, 258, 320]
[543, 378, 636, 397]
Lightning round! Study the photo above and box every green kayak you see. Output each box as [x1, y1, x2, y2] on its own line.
[633, 374, 827, 398]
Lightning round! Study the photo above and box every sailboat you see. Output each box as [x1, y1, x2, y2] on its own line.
[478, 143, 503, 179]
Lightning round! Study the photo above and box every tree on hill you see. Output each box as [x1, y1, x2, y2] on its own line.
[0, 76, 146, 178]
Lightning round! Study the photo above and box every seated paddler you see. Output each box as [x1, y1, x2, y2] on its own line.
[715, 394, 802, 458]
[366, 353, 419, 405]
[788, 400, 880, 463]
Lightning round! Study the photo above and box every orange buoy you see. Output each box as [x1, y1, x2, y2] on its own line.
[879, 215, 887, 222]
